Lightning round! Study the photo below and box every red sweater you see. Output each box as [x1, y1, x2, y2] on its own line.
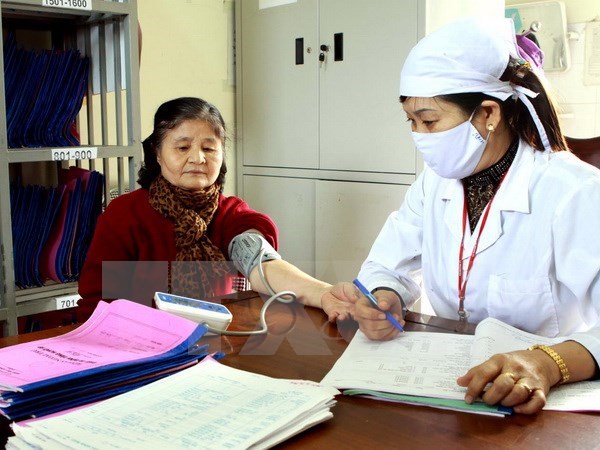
[77, 188, 278, 321]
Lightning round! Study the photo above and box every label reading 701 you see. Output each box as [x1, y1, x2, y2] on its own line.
[55, 294, 80, 310]
[51, 147, 98, 161]
[42, 0, 92, 11]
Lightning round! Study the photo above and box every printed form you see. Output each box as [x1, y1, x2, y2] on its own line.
[321, 318, 600, 412]
[0, 300, 205, 392]
[10, 357, 339, 450]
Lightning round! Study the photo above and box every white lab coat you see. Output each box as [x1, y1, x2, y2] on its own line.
[358, 141, 600, 363]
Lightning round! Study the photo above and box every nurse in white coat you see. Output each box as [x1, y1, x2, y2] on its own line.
[351, 16, 600, 414]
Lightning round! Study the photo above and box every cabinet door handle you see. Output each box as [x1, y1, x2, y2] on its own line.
[334, 33, 343, 61]
[295, 38, 304, 65]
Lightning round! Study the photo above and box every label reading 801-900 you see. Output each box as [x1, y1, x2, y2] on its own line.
[51, 147, 98, 161]
[42, 0, 92, 11]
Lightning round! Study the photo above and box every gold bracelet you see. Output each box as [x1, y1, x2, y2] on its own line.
[528, 344, 570, 384]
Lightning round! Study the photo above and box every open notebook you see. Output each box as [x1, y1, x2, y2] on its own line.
[321, 317, 600, 416]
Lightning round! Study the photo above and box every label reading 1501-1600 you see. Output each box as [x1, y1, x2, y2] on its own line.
[51, 147, 98, 161]
[42, 0, 92, 11]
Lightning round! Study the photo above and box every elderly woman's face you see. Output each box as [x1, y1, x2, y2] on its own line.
[157, 119, 223, 191]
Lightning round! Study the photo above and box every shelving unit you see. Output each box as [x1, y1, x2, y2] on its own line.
[0, 0, 141, 336]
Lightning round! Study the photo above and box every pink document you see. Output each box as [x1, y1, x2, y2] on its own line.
[0, 299, 204, 393]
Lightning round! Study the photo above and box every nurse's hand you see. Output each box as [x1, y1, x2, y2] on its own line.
[354, 289, 404, 341]
[456, 350, 557, 414]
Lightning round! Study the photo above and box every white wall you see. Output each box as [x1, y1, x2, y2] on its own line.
[507, 0, 598, 23]
[506, 0, 600, 138]
[137, 0, 237, 195]
[547, 20, 600, 138]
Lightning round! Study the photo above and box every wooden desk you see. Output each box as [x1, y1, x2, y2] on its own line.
[1, 291, 598, 449]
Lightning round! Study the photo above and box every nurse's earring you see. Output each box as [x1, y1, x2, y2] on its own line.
[485, 123, 495, 140]
[482, 123, 495, 143]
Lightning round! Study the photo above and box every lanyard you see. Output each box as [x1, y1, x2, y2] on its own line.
[457, 173, 507, 321]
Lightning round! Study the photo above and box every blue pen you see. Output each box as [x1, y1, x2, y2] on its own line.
[353, 278, 404, 332]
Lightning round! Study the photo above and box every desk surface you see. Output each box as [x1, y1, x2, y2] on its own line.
[1, 291, 598, 449]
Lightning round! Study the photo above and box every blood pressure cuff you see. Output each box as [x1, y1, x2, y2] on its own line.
[228, 232, 281, 278]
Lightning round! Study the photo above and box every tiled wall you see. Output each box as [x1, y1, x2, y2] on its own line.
[546, 22, 600, 138]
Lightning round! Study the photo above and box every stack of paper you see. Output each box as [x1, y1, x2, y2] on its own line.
[321, 318, 600, 416]
[8, 358, 338, 450]
[0, 300, 214, 422]
[321, 327, 511, 417]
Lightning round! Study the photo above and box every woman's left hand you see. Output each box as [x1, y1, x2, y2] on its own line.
[457, 350, 557, 414]
[320, 282, 358, 322]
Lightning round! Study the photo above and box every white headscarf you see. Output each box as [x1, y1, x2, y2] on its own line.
[399, 16, 551, 151]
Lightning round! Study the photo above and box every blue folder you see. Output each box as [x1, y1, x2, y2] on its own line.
[0, 323, 224, 422]
[3, 32, 90, 148]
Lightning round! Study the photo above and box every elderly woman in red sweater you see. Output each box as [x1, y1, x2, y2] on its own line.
[78, 97, 354, 322]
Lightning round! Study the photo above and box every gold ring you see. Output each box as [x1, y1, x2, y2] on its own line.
[503, 372, 517, 382]
[517, 381, 534, 397]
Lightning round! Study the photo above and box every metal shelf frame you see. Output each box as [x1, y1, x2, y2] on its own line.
[0, 0, 141, 336]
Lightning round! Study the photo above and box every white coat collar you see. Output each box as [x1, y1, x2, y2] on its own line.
[441, 141, 539, 254]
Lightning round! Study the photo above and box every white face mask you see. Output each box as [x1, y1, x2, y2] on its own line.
[412, 114, 490, 179]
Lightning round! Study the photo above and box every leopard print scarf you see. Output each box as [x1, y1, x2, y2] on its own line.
[149, 175, 229, 298]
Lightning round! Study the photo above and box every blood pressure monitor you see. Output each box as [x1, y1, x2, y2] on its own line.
[154, 292, 233, 332]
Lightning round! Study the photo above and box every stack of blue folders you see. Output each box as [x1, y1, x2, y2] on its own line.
[0, 300, 219, 422]
[11, 167, 104, 288]
[3, 32, 89, 148]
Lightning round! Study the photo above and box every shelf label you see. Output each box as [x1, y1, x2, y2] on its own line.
[55, 294, 80, 310]
[51, 147, 98, 161]
[42, 0, 92, 11]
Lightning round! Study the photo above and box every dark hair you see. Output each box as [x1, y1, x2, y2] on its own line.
[401, 58, 568, 152]
[137, 97, 228, 190]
